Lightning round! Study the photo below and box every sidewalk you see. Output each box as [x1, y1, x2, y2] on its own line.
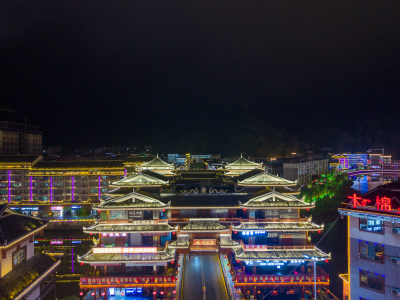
[219, 254, 242, 300]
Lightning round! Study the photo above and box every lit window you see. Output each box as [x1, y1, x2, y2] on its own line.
[12, 246, 26, 268]
[359, 241, 384, 263]
[359, 270, 385, 293]
[359, 218, 384, 233]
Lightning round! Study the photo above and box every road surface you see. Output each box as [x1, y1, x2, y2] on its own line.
[181, 254, 228, 300]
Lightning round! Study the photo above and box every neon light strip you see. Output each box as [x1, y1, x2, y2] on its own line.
[98, 175, 101, 200]
[50, 177, 53, 203]
[29, 176, 33, 202]
[71, 247, 74, 273]
[124, 169, 127, 177]
[71, 176, 75, 201]
[8, 170, 11, 203]
[93, 247, 157, 254]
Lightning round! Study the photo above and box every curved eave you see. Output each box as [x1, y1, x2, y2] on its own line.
[237, 182, 297, 187]
[180, 229, 229, 233]
[83, 229, 177, 234]
[233, 227, 323, 232]
[240, 204, 315, 210]
[220, 244, 242, 249]
[78, 257, 175, 264]
[171, 206, 240, 210]
[168, 244, 189, 249]
[235, 253, 331, 262]
[92, 205, 170, 211]
[111, 183, 165, 188]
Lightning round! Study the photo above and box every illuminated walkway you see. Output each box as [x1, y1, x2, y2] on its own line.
[181, 254, 228, 300]
[347, 169, 400, 176]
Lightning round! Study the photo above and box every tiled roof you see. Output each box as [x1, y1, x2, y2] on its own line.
[0, 254, 59, 299]
[226, 156, 261, 167]
[234, 247, 330, 261]
[242, 191, 312, 208]
[237, 171, 297, 186]
[79, 248, 176, 263]
[0, 207, 47, 246]
[180, 219, 228, 232]
[84, 223, 177, 233]
[94, 191, 168, 210]
[232, 221, 323, 232]
[161, 194, 247, 208]
[219, 235, 242, 248]
[140, 156, 173, 168]
[236, 169, 264, 181]
[168, 237, 190, 249]
[111, 170, 168, 187]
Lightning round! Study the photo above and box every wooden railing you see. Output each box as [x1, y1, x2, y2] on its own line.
[98, 217, 309, 224]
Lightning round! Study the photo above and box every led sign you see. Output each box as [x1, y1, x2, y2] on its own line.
[50, 240, 63, 245]
[348, 194, 395, 212]
[50, 206, 63, 211]
[93, 247, 157, 254]
[192, 239, 216, 246]
[101, 233, 127, 237]
[242, 231, 266, 236]
[21, 207, 39, 211]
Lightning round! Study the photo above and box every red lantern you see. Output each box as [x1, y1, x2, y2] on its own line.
[153, 291, 157, 295]
[173, 290, 176, 294]
[79, 292, 83, 296]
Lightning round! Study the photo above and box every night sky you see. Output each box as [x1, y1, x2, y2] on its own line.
[1, 1, 399, 154]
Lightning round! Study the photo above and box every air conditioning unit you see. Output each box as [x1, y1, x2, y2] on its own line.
[393, 228, 400, 234]
[392, 288, 400, 296]
[392, 257, 400, 264]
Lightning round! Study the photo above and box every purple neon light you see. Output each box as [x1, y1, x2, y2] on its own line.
[50, 177, 53, 203]
[7, 170, 11, 203]
[98, 175, 101, 200]
[71, 247, 74, 273]
[71, 176, 75, 201]
[124, 169, 127, 177]
[30, 176, 33, 202]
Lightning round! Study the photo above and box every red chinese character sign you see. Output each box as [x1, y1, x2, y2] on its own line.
[347, 193, 397, 213]
[376, 196, 392, 211]
[348, 194, 371, 208]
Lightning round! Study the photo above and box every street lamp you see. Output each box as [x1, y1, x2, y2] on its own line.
[303, 255, 317, 300]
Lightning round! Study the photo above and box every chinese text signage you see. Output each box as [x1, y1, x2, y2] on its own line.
[80, 276, 175, 286]
[236, 275, 329, 283]
[348, 194, 396, 212]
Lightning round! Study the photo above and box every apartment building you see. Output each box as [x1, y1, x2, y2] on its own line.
[0, 121, 42, 155]
[283, 157, 329, 185]
[339, 182, 400, 299]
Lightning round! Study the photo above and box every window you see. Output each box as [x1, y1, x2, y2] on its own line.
[12, 246, 26, 268]
[359, 241, 384, 262]
[360, 218, 384, 233]
[359, 270, 385, 293]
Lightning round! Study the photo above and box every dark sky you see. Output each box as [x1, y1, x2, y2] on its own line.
[1, 1, 399, 152]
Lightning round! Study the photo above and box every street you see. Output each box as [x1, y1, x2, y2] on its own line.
[181, 254, 228, 300]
